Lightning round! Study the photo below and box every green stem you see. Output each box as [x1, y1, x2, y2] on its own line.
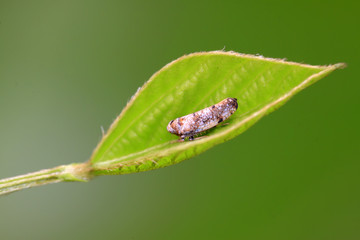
[0, 163, 91, 196]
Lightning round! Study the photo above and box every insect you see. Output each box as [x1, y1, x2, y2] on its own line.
[167, 98, 238, 141]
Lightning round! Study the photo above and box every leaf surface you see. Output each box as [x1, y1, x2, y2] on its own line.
[89, 51, 344, 175]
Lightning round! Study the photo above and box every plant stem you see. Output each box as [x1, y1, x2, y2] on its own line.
[0, 163, 91, 196]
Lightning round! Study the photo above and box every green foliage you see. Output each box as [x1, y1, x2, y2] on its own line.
[89, 51, 344, 176]
[0, 51, 345, 196]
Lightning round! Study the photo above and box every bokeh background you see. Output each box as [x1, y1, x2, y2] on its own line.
[0, 0, 359, 239]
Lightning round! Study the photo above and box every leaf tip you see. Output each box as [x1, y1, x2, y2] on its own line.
[333, 62, 347, 69]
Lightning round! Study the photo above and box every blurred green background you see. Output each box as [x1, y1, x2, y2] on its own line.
[0, 0, 359, 239]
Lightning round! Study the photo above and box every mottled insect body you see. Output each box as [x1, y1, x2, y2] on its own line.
[167, 98, 238, 140]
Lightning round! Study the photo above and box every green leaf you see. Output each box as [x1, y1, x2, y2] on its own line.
[89, 51, 344, 176]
